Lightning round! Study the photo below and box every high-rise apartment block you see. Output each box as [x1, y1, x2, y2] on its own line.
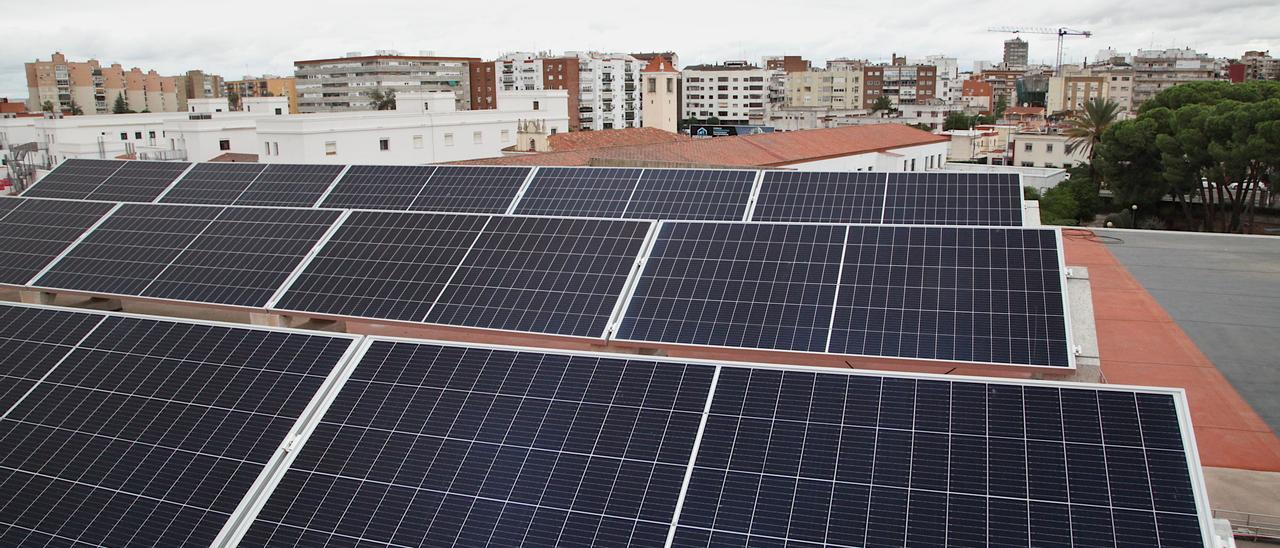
[863, 60, 937, 108]
[23, 52, 201, 114]
[681, 61, 772, 124]
[785, 69, 863, 109]
[293, 51, 480, 113]
[1238, 51, 1280, 81]
[487, 51, 643, 131]
[176, 70, 224, 113]
[1131, 48, 1219, 107]
[225, 76, 300, 114]
[1047, 64, 1135, 115]
[1003, 38, 1029, 69]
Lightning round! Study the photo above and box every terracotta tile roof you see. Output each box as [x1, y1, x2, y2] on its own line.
[641, 56, 676, 73]
[547, 127, 688, 152]
[451, 124, 948, 168]
[1004, 106, 1046, 116]
[209, 152, 260, 162]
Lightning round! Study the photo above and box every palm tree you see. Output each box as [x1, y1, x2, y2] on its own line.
[1062, 97, 1122, 186]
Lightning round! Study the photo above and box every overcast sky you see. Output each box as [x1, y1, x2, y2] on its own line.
[4, 0, 1277, 98]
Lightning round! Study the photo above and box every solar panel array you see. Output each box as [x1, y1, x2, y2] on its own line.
[617, 222, 1071, 368]
[235, 339, 1209, 548]
[162, 163, 344, 207]
[0, 198, 116, 285]
[33, 204, 340, 306]
[24, 159, 191, 202]
[753, 171, 1024, 226]
[0, 302, 358, 548]
[515, 167, 758, 221]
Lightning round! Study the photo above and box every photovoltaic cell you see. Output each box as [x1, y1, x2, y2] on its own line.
[622, 169, 756, 221]
[884, 172, 1022, 226]
[21, 159, 125, 200]
[34, 203, 225, 296]
[34, 204, 339, 307]
[141, 207, 341, 306]
[242, 341, 714, 548]
[424, 216, 651, 338]
[616, 222, 846, 353]
[317, 165, 437, 210]
[513, 167, 642, 217]
[753, 171, 887, 223]
[160, 162, 268, 205]
[82, 161, 191, 202]
[829, 226, 1069, 367]
[0, 306, 356, 548]
[273, 211, 490, 322]
[0, 199, 116, 285]
[0, 305, 103, 414]
[409, 166, 531, 213]
[0, 197, 21, 218]
[232, 164, 344, 207]
[671, 366, 1205, 547]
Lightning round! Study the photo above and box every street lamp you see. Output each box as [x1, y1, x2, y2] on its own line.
[1130, 204, 1138, 228]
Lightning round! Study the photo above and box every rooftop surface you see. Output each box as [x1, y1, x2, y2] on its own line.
[1064, 229, 1280, 471]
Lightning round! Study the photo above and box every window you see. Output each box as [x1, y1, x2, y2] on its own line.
[219, 139, 231, 151]
[1024, 143, 1033, 152]
[148, 131, 156, 139]
[444, 133, 454, 146]
[274, 108, 282, 115]
[648, 78, 656, 93]
[272, 142, 278, 156]
[120, 132, 128, 140]
[423, 102, 429, 111]
[910, 158, 916, 171]
[1046, 143, 1054, 153]
[667, 79, 674, 93]
[264, 142, 270, 155]
[379, 138, 390, 151]
[1021, 161, 1035, 167]
[550, 127, 557, 135]
[324, 141, 337, 155]
[473, 131, 482, 144]
[413, 135, 424, 149]
[532, 101, 539, 111]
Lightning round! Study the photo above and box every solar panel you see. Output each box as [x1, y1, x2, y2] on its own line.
[753, 171, 887, 223]
[141, 207, 341, 306]
[0, 199, 116, 285]
[0, 197, 21, 218]
[273, 211, 490, 321]
[0, 305, 103, 414]
[21, 159, 126, 200]
[424, 216, 651, 338]
[410, 166, 531, 213]
[159, 162, 268, 205]
[623, 169, 756, 221]
[829, 226, 1070, 367]
[83, 161, 191, 202]
[317, 165, 437, 210]
[0, 306, 357, 547]
[672, 367, 1206, 547]
[884, 172, 1023, 226]
[34, 203, 224, 296]
[513, 167, 642, 217]
[615, 222, 846, 353]
[240, 340, 715, 547]
[232, 164, 344, 207]
[34, 204, 340, 307]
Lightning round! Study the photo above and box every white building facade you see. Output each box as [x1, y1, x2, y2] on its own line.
[681, 62, 775, 124]
[494, 51, 643, 131]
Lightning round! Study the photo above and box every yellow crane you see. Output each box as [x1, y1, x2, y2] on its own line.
[988, 26, 1093, 73]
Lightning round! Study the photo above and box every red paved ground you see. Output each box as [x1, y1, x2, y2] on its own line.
[1063, 230, 1280, 471]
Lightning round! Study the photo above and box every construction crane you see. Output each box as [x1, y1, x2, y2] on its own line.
[988, 26, 1093, 73]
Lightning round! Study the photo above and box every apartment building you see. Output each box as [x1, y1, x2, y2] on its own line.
[911, 56, 962, 103]
[764, 55, 812, 73]
[862, 58, 937, 108]
[175, 70, 224, 113]
[1012, 133, 1086, 168]
[1004, 38, 1029, 70]
[681, 62, 772, 124]
[24, 52, 185, 114]
[1047, 64, 1135, 115]
[225, 75, 298, 114]
[1131, 48, 1219, 108]
[971, 68, 1023, 105]
[1239, 51, 1280, 81]
[961, 80, 995, 114]
[293, 51, 480, 113]
[785, 68, 863, 109]
[487, 51, 642, 131]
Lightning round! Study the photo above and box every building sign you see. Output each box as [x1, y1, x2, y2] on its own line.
[689, 125, 775, 138]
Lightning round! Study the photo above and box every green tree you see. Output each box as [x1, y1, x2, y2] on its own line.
[227, 91, 241, 110]
[112, 94, 129, 114]
[944, 112, 973, 131]
[1062, 97, 1122, 188]
[40, 100, 54, 113]
[67, 100, 84, 115]
[907, 122, 934, 132]
[871, 96, 894, 113]
[1096, 80, 1280, 232]
[994, 95, 1008, 119]
[1023, 186, 1040, 201]
[367, 88, 396, 110]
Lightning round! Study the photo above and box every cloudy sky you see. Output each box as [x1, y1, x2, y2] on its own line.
[4, 0, 1277, 98]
